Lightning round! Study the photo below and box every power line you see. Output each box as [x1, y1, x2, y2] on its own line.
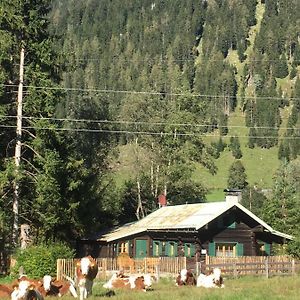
[72, 57, 300, 63]
[1, 84, 299, 101]
[0, 115, 298, 131]
[0, 124, 299, 139]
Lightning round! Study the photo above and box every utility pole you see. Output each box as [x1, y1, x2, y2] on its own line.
[12, 46, 25, 247]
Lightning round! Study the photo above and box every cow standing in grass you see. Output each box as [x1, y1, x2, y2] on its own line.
[76, 256, 98, 300]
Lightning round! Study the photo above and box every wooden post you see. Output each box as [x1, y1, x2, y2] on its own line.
[291, 259, 295, 276]
[265, 257, 269, 278]
[233, 262, 238, 278]
[195, 261, 200, 276]
[155, 265, 160, 281]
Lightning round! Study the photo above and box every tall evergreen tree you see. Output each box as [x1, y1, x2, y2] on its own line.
[227, 160, 248, 190]
[262, 160, 300, 235]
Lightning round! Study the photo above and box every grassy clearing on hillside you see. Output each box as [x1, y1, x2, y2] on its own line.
[2, 275, 299, 300]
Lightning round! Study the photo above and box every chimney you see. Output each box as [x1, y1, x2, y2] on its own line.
[224, 189, 242, 204]
[158, 193, 167, 207]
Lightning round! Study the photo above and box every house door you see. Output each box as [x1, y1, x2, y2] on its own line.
[135, 239, 147, 258]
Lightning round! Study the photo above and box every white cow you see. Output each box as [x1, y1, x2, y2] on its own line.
[196, 268, 225, 288]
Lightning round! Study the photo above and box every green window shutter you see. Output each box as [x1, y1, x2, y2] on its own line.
[152, 241, 157, 256]
[174, 242, 178, 257]
[166, 241, 177, 257]
[153, 241, 162, 256]
[264, 243, 271, 256]
[208, 242, 216, 256]
[191, 244, 196, 257]
[236, 243, 244, 256]
[184, 243, 189, 257]
[165, 242, 170, 256]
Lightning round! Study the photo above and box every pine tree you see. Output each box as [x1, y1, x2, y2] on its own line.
[262, 160, 300, 235]
[227, 160, 248, 190]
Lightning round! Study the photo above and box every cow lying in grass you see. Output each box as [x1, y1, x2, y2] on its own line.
[0, 283, 14, 298]
[175, 269, 196, 286]
[196, 268, 225, 288]
[40, 275, 78, 297]
[103, 271, 155, 292]
[10, 276, 44, 300]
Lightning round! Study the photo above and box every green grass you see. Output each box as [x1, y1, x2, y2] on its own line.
[193, 109, 282, 195]
[2, 275, 299, 300]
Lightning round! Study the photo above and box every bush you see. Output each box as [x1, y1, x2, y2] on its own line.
[286, 235, 300, 259]
[11, 243, 75, 278]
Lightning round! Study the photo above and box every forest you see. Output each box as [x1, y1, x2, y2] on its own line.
[0, 0, 300, 254]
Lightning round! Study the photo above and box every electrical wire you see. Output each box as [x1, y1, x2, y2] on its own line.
[1, 83, 298, 101]
[0, 115, 298, 131]
[0, 124, 299, 139]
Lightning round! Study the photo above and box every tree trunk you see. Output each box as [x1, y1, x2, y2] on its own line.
[13, 46, 25, 248]
[135, 179, 144, 220]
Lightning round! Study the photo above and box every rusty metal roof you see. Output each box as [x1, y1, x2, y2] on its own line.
[98, 201, 292, 242]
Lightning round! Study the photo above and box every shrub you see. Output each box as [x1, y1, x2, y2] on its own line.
[11, 242, 75, 278]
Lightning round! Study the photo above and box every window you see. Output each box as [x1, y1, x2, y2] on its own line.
[210, 242, 243, 257]
[216, 243, 236, 257]
[152, 241, 162, 257]
[184, 243, 196, 257]
[118, 241, 129, 254]
[257, 241, 271, 256]
[166, 241, 177, 257]
[218, 215, 236, 229]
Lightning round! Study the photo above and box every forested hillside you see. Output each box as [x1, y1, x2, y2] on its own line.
[1, 0, 300, 250]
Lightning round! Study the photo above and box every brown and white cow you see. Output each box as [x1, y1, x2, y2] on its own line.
[39, 275, 77, 298]
[175, 269, 196, 286]
[103, 272, 147, 291]
[0, 283, 13, 298]
[76, 256, 98, 300]
[196, 268, 224, 288]
[10, 276, 44, 300]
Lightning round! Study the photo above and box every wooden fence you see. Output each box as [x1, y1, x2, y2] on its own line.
[56, 256, 186, 280]
[204, 255, 300, 278]
[57, 256, 300, 281]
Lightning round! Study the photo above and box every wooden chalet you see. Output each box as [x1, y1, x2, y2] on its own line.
[76, 191, 292, 260]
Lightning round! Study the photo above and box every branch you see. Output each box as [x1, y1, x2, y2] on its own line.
[22, 128, 36, 139]
[21, 143, 44, 160]
[21, 157, 40, 174]
[1, 189, 11, 200]
[23, 170, 38, 183]
[6, 138, 16, 156]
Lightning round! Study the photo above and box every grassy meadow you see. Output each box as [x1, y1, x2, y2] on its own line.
[2, 275, 300, 300]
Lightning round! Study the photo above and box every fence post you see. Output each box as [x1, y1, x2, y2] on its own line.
[233, 262, 237, 278]
[195, 261, 201, 276]
[56, 259, 60, 280]
[292, 259, 295, 276]
[155, 264, 160, 281]
[103, 259, 107, 280]
[265, 257, 269, 278]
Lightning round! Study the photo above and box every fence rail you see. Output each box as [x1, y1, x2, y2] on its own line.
[56, 255, 300, 281]
[204, 255, 300, 278]
[56, 256, 186, 280]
